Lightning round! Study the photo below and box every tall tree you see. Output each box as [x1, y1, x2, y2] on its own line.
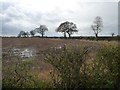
[56, 21, 78, 38]
[30, 30, 36, 37]
[36, 25, 48, 37]
[111, 33, 115, 37]
[91, 16, 103, 39]
[18, 31, 26, 37]
[26, 32, 30, 37]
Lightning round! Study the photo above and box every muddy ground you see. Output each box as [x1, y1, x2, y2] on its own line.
[2, 37, 118, 82]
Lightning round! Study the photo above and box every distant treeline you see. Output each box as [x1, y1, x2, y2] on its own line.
[2, 36, 120, 41]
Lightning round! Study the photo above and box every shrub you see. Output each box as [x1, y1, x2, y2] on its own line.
[2, 60, 52, 88]
[44, 46, 88, 88]
[44, 45, 120, 88]
[81, 45, 120, 88]
[96, 46, 120, 88]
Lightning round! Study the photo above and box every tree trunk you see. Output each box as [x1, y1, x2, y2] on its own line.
[68, 33, 71, 38]
[67, 31, 71, 38]
[95, 33, 98, 38]
[64, 32, 66, 38]
[95, 33, 98, 40]
[42, 33, 44, 37]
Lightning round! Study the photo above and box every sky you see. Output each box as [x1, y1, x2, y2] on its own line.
[0, 0, 119, 37]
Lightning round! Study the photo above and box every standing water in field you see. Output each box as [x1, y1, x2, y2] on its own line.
[20, 48, 36, 58]
[3, 47, 36, 58]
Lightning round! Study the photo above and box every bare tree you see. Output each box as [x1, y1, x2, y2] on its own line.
[26, 32, 30, 37]
[30, 30, 36, 37]
[18, 31, 26, 37]
[91, 16, 103, 38]
[56, 21, 78, 38]
[111, 33, 115, 37]
[36, 25, 48, 37]
[18, 31, 30, 37]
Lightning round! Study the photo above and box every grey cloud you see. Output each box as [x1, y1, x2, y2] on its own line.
[2, 1, 118, 37]
[2, 23, 21, 36]
[118, 1, 120, 35]
[2, 2, 14, 10]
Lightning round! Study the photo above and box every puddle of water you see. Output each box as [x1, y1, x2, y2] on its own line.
[20, 48, 36, 58]
[51, 46, 62, 49]
[3, 47, 36, 58]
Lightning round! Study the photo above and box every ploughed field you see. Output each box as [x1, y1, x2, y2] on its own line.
[3, 37, 115, 51]
[2, 37, 111, 61]
[2, 37, 119, 88]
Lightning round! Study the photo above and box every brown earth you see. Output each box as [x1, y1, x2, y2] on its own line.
[2, 37, 109, 49]
[2, 37, 118, 82]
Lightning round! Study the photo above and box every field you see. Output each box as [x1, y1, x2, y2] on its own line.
[2, 37, 120, 88]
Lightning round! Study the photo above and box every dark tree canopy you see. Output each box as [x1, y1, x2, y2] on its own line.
[36, 25, 48, 37]
[18, 31, 29, 37]
[30, 30, 36, 37]
[111, 33, 115, 37]
[91, 16, 103, 38]
[18, 31, 26, 37]
[56, 21, 78, 37]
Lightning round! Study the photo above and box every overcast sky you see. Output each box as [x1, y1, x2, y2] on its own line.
[1, 0, 119, 37]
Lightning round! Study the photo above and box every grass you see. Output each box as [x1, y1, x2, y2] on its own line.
[2, 59, 52, 88]
[44, 45, 88, 88]
[44, 44, 120, 88]
[2, 39, 120, 89]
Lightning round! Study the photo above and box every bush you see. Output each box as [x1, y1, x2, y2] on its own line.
[3, 44, 120, 89]
[44, 46, 88, 88]
[44, 45, 120, 88]
[2, 60, 51, 88]
[95, 46, 120, 88]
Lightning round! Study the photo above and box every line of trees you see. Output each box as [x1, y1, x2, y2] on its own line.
[18, 25, 48, 38]
[18, 16, 106, 39]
